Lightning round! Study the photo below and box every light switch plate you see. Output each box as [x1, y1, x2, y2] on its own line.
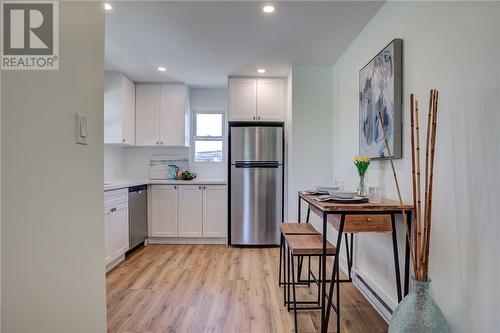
[75, 112, 88, 145]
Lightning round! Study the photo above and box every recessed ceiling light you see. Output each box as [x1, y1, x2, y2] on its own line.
[104, 3, 112, 10]
[158, 66, 166, 72]
[257, 68, 266, 74]
[262, 5, 275, 13]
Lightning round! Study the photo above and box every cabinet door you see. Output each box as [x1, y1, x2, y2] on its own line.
[122, 76, 136, 145]
[178, 185, 203, 237]
[160, 84, 186, 146]
[104, 208, 112, 265]
[110, 202, 129, 258]
[202, 185, 227, 237]
[229, 78, 257, 121]
[257, 78, 285, 121]
[151, 185, 178, 237]
[136, 84, 160, 146]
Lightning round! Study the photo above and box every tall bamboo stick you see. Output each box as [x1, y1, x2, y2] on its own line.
[422, 90, 439, 280]
[414, 100, 423, 280]
[421, 90, 434, 275]
[376, 110, 417, 271]
[409, 94, 419, 277]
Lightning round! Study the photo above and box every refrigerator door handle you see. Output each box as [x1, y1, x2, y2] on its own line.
[234, 161, 279, 168]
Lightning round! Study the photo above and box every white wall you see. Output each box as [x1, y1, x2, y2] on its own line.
[104, 145, 127, 181]
[1, 2, 107, 332]
[288, 66, 333, 221]
[331, 2, 500, 331]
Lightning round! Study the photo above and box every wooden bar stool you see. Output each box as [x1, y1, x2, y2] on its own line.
[284, 234, 338, 333]
[279, 222, 320, 288]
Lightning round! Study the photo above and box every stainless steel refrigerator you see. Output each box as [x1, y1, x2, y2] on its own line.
[229, 123, 284, 246]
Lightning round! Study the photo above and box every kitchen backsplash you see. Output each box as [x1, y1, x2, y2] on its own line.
[104, 145, 226, 181]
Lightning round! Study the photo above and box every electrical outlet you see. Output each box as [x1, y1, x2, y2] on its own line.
[75, 113, 88, 145]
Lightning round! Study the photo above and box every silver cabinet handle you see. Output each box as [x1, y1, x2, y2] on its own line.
[122, 139, 125, 143]
[174, 186, 177, 189]
[199, 186, 202, 190]
[203, 186, 206, 189]
[156, 141, 159, 145]
[110, 207, 117, 212]
[258, 117, 261, 120]
[253, 116, 256, 120]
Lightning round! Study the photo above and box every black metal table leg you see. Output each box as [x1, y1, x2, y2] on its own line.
[404, 210, 412, 296]
[320, 211, 327, 333]
[391, 213, 403, 302]
[325, 214, 345, 333]
[279, 233, 283, 286]
[297, 205, 312, 283]
[287, 245, 291, 310]
[298, 196, 301, 222]
[291, 254, 298, 333]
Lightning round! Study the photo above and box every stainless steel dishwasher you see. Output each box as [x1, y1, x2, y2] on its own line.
[128, 185, 148, 249]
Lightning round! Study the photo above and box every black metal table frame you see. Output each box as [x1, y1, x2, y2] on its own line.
[298, 194, 413, 333]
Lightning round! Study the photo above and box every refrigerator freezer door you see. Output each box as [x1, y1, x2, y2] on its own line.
[230, 165, 282, 245]
[230, 126, 283, 164]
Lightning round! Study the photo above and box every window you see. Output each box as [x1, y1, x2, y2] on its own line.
[192, 109, 224, 163]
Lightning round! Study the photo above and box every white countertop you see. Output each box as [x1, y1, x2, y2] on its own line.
[104, 179, 227, 191]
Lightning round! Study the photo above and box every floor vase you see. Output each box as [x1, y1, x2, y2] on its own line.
[389, 277, 451, 333]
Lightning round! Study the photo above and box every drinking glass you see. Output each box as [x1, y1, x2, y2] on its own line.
[334, 180, 344, 190]
[369, 187, 382, 203]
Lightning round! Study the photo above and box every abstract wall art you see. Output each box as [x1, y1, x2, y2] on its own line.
[359, 39, 402, 159]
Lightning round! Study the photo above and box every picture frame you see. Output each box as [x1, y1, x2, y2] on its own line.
[359, 38, 402, 159]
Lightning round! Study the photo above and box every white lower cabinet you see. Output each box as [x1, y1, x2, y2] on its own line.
[178, 185, 203, 237]
[151, 185, 178, 237]
[202, 185, 227, 237]
[110, 202, 129, 258]
[104, 189, 129, 267]
[150, 184, 226, 239]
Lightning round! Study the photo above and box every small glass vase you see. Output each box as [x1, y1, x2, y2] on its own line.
[357, 175, 367, 197]
[389, 277, 451, 333]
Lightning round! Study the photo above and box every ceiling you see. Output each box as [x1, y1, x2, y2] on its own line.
[105, 1, 384, 86]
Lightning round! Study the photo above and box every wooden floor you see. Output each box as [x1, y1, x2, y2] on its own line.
[106, 245, 387, 333]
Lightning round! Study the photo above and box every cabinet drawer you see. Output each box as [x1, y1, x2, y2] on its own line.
[105, 188, 128, 207]
[328, 214, 392, 233]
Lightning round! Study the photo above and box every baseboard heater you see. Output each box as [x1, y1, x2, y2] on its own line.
[354, 272, 393, 316]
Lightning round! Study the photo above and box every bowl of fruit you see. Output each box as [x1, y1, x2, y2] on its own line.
[177, 170, 197, 181]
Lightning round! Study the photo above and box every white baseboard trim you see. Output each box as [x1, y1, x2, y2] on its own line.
[335, 253, 396, 324]
[105, 254, 125, 273]
[148, 237, 226, 245]
[351, 269, 397, 323]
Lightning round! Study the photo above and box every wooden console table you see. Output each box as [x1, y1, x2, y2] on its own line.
[297, 191, 413, 333]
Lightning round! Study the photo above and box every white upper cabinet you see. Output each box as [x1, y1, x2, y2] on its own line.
[228, 77, 285, 122]
[136, 83, 188, 146]
[136, 84, 161, 146]
[178, 185, 203, 237]
[104, 72, 136, 145]
[257, 79, 285, 121]
[202, 185, 227, 237]
[228, 78, 257, 121]
[160, 84, 187, 146]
